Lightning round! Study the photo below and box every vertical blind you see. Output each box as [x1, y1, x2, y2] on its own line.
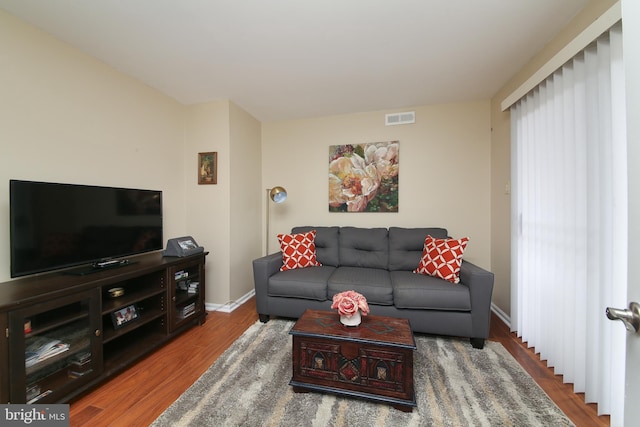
[510, 22, 626, 423]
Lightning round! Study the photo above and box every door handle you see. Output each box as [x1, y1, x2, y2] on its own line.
[606, 302, 640, 333]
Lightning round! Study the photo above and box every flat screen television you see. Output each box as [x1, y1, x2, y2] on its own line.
[10, 180, 163, 277]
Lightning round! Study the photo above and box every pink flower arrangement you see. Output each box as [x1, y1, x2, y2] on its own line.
[331, 290, 370, 318]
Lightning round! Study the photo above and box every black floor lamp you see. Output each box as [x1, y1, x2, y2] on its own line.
[266, 186, 287, 255]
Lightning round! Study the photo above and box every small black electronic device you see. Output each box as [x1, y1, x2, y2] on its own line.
[162, 236, 204, 257]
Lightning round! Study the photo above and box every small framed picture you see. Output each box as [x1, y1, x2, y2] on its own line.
[111, 304, 140, 329]
[198, 152, 217, 185]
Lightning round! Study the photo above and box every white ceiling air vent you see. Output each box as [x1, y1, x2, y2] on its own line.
[385, 111, 415, 126]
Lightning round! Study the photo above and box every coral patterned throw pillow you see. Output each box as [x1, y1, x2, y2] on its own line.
[414, 235, 469, 283]
[277, 230, 322, 271]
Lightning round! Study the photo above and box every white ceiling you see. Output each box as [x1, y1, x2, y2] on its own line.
[0, 0, 590, 122]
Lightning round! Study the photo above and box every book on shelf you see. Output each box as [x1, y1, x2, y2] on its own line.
[72, 351, 91, 365]
[69, 364, 93, 378]
[174, 270, 188, 280]
[188, 281, 199, 294]
[68, 350, 92, 377]
[25, 336, 70, 367]
[178, 302, 196, 318]
[26, 389, 52, 404]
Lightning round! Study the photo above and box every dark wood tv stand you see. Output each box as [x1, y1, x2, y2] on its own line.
[0, 251, 207, 404]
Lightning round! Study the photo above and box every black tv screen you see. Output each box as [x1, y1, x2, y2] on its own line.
[10, 180, 163, 277]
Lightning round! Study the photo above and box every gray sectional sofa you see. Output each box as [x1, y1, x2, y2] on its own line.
[252, 226, 494, 348]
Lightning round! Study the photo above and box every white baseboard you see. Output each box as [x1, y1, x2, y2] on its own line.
[205, 289, 255, 313]
[491, 303, 511, 329]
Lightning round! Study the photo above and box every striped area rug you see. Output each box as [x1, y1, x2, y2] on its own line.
[151, 319, 573, 427]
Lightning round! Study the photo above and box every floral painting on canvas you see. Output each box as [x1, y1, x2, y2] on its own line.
[328, 141, 399, 212]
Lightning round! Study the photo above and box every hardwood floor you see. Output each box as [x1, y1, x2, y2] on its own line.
[489, 313, 609, 427]
[69, 299, 258, 427]
[69, 298, 610, 426]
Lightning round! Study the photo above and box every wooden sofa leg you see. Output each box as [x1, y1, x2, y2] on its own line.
[259, 314, 270, 323]
[470, 338, 485, 349]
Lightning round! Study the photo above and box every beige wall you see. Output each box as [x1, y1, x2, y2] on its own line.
[183, 101, 262, 305]
[0, 10, 187, 283]
[184, 101, 232, 304]
[229, 102, 262, 301]
[0, 10, 261, 308]
[262, 101, 492, 270]
[490, 0, 619, 317]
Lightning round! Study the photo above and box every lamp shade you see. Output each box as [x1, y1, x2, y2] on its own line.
[269, 186, 287, 203]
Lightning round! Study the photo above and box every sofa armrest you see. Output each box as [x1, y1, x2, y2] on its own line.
[459, 260, 495, 339]
[252, 253, 283, 315]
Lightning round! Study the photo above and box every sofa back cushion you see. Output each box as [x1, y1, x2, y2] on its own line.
[292, 226, 340, 266]
[339, 227, 389, 268]
[388, 227, 448, 271]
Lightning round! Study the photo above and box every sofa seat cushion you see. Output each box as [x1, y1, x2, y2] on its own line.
[328, 266, 393, 305]
[391, 271, 471, 311]
[268, 266, 335, 301]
